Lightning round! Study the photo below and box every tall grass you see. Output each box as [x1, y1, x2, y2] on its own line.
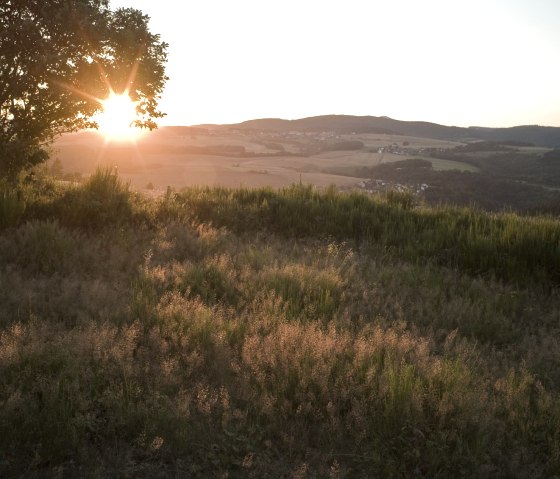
[57, 167, 134, 228]
[169, 184, 560, 286]
[17, 176, 560, 286]
[22, 167, 150, 230]
[1, 175, 560, 476]
[0, 181, 25, 229]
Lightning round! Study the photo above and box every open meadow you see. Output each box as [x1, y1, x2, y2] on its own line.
[1, 170, 560, 477]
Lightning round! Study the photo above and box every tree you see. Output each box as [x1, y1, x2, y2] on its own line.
[0, 0, 168, 178]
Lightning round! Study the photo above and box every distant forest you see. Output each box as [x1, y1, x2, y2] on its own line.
[355, 145, 560, 213]
[230, 115, 560, 147]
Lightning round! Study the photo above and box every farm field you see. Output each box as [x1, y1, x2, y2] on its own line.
[51, 125, 560, 213]
[52, 131, 364, 192]
[52, 128, 473, 193]
[337, 132, 462, 150]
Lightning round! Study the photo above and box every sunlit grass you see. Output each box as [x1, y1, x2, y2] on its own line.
[1, 172, 560, 476]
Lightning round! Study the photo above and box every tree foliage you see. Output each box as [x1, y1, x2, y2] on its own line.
[0, 0, 168, 178]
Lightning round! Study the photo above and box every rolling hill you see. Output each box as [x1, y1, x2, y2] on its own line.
[221, 115, 560, 147]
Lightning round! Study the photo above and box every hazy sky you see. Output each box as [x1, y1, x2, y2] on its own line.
[110, 0, 560, 127]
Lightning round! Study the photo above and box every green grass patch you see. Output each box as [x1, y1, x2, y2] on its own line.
[172, 184, 560, 286]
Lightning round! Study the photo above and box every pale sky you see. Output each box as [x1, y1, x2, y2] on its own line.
[110, 0, 560, 128]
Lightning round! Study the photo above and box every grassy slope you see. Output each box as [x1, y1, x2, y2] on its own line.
[1, 171, 560, 478]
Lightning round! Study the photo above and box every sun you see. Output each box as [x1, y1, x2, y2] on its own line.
[95, 93, 143, 141]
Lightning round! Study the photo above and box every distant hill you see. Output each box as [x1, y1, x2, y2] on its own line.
[206, 115, 560, 147]
[231, 116, 396, 135]
[466, 125, 560, 147]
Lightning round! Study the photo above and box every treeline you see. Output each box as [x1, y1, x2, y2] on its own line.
[426, 147, 560, 187]
[363, 159, 560, 213]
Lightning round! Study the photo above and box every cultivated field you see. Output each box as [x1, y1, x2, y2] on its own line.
[52, 127, 471, 193]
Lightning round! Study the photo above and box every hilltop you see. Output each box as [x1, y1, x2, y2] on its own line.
[218, 115, 560, 147]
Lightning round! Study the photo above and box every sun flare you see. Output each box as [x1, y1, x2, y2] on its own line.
[96, 93, 142, 141]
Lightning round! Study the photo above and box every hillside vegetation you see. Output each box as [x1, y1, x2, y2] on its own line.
[234, 115, 560, 147]
[352, 141, 560, 213]
[1, 170, 560, 478]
